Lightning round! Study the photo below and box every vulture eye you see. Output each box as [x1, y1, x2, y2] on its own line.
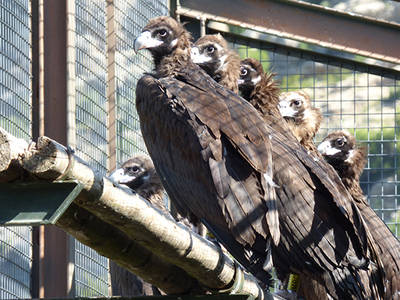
[157, 29, 168, 37]
[206, 45, 215, 53]
[240, 68, 248, 76]
[335, 139, 345, 147]
[293, 100, 302, 107]
[128, 166, 140, 173]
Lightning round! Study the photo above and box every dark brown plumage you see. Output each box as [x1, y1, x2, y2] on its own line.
[319, 131, 400, 300]
[135, 16, 278, 285]
[238, 58, 383, 299]
[238, 58, 280, 117]
[109, 154, 164, 296]
[279, 90, 322, 154]
[135, 17, 376, 298]
[110, 154, 166, 211]
[191, 34, 240, 93]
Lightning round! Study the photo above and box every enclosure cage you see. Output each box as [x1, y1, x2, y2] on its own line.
[0, 0, 399, 298]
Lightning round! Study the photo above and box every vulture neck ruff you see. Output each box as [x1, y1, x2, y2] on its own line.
[216, 50, 240, 94]
[246, 74, 280, 117]
[330, 147, 367, 202]
[154, 30, 192, 78]
[284, 107, 322, 154]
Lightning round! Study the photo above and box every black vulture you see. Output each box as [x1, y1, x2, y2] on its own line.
[191, 34, 240, 93]
[134, 16, 375, 298]
[238, 58, 384, 299]
[319, 131, 400, 299]
[110, 154, 166, 212]
[278, 90, 322, 154]
[109, 154, 164, 296]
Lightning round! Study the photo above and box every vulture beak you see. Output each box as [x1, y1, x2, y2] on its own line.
[109, 168, 136, 184]
[278, 100, 294, 117]
[317, 141, 340, 156]
[190, 47, 211, 64]
[134, 31, 163, 53]
[237, 78, 244, 85]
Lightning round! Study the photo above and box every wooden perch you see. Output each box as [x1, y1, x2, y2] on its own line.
[0, 129, 204, 294]
[19, 136, 268, 299]
[58, 203, 204, 294]
[0, 128, 29, 182]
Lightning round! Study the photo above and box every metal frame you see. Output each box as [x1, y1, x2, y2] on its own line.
[30, 1, 76, 298]
[205, 21, 400, 78]
[0, 181, 83, 226]
[177, 0, 400, 65]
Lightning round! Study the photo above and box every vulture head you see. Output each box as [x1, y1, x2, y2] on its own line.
[318, 130, 366, 182]
[134, 16, 191, 74]
[279, 91, 321, 128]
[237, 58, 264, 98]
[278, 91, 322, 150]
[191, 34, 240, 92]
[238, 58, 279, 114]
[109, 154, 165, 211]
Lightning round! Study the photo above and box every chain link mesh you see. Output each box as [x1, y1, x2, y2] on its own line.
[228, 36, 399, 237]
[0, 1, 32, 299]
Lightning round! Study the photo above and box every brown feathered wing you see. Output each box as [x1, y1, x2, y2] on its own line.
[137, 63, 372, 298]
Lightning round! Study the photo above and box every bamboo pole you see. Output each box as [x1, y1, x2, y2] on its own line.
[21, 136, 266, 299]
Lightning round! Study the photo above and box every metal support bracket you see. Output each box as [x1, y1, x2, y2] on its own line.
[0, 180, 83, 226]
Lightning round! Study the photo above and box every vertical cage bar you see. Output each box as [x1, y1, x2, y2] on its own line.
[39, 1, 74, 297]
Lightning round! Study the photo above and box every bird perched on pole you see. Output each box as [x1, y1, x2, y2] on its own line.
[191, 34, 240, 93]
[319, 130, 400, 300]
[278, 90, 322, 154]
[134, 16, 377, 298]
[109, 154, 165, 297]
[110, 154, 166, 212]
[238, 58, 384, 299]
[109, 154, 196, 229]
[134, 17, 278, 285]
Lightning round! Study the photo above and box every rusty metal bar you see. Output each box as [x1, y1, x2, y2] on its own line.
[39, 0, 75, 298]
[178, 0, 400, 64]
[43, 1, 67, 143]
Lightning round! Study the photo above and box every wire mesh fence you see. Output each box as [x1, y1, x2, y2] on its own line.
[0, 0, 31, 140]
[75, 241, 110, 297]
[74, 0, 110, 296]
[74, 0, 170, 296]
[0, 228, 32, 299]
[75, 0, 108, 175]
[0, 0, 399, 298]
[0, 0, 32, 299]
[228, 36, 400, 237]
[114, 0, 169, 165]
